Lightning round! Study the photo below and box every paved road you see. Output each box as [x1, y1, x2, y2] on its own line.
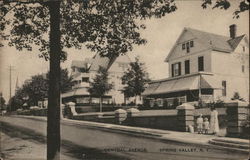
[0, 116, 248, 160]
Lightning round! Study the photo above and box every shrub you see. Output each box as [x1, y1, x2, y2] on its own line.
[231, 92, 245, 101]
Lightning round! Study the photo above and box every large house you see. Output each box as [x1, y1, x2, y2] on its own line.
[143, 24, 249, 107]
[62, 54, 131, 107]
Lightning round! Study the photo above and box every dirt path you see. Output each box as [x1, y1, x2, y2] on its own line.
[0, 131, 79, 160]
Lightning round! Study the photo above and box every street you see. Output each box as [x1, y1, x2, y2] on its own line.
[0, 116, 248, 160]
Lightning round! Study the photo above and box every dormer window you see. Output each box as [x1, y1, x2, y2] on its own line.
[182, 44, 185, 50]
[182, 40, 194, 53]
[190, 41, 194, 47]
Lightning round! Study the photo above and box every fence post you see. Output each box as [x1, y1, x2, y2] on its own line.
[115, 109, 127, 124]
[226, 100, 249, 138]
[176, 103, 195, 132]
[126, 108, 140, 125]
[67, 102, 77, 117]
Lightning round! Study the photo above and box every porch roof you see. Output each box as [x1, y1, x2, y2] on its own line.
[61, 87, 89, 98]
[61, 87, 112, 98]
[142, 74, 221, 96]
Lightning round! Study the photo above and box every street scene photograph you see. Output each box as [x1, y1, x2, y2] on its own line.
[0, 0, 249, 160]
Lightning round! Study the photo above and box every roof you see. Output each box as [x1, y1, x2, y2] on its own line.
[89, 54, 113, 71]
[89, 53, 130, 71]
[61, 87, 112, 98]
[227, 35, 245, 49]
[61, 87, 89, 98]
[142, 73, 222, 96]
[188, 28, 232, 52]
[165, 27, 246, 62]
[71, 60, 89, 68]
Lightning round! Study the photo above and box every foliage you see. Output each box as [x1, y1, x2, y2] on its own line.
[173, 98, 179, 107]
[1, 1, 248, 55]
[207, 99, 225, 108]
[1, 0, 178, 60]
[231, 92, 245, 101]
[88, 66, 113, 97]
[88, 66, 113, 112]
[1, 0, 248, 158]
[51, 68, 73, 93]
[9, 68, 72, 109]
[25, 75, 49, 105]
[0, 96, 6, 109]
[121, 57, 150, 99]
[201, 0, 249, 18]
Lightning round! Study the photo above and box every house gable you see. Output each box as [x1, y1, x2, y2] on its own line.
[165, 28, 209, 62]
[234, 35, 249, 54]
[108, 54, 131, 73]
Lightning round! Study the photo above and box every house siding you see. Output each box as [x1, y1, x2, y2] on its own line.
[211, 51, 249, 101]
[169, 50, 212, 77]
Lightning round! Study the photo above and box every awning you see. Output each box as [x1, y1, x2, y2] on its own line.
[153, 76, 199, 95]
[142, 82, 161, 96]
[61, 87, 112, 98]
[143, 74, 222, 96]
[201, 75, 222, 89]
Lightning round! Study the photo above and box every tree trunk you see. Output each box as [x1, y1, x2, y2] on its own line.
[124, 96, 126, 105]
[47, 1, 61, 160]
[100, 97, 102, 112]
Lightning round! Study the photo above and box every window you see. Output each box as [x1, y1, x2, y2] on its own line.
[182, 44, 185, 50]
[82, 77, 89, 82]
[156, 99, 164, 107]
[198, 56, 204, 71]
[222, 81, 227, 96]
[242, 65, 245, 73]
[182, 41, 193, 52]
[243, 46, 245, 52]
[185, 60, 190, 74]
[186, 42, 190, 53]
[190, 41, 194, 47]
[172, 62, 181, 77]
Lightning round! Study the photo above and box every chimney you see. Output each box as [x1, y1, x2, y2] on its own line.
[229, 24, 237, 39]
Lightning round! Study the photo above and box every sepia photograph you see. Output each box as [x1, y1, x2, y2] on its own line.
[0, 0, 249, 160]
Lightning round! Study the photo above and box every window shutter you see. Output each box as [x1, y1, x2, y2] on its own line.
[185, 60, 190, 74]
[178, 62, 181, 75]
[171, 64, 174, 77]
[198, 56, 204, 71]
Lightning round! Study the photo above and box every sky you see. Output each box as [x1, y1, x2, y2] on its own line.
[0, 0, 249, 101]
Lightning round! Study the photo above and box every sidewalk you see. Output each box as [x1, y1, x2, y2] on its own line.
[4, 115, 250, 154]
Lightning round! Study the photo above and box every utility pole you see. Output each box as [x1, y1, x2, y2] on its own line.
[8, 65, 15, 111]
